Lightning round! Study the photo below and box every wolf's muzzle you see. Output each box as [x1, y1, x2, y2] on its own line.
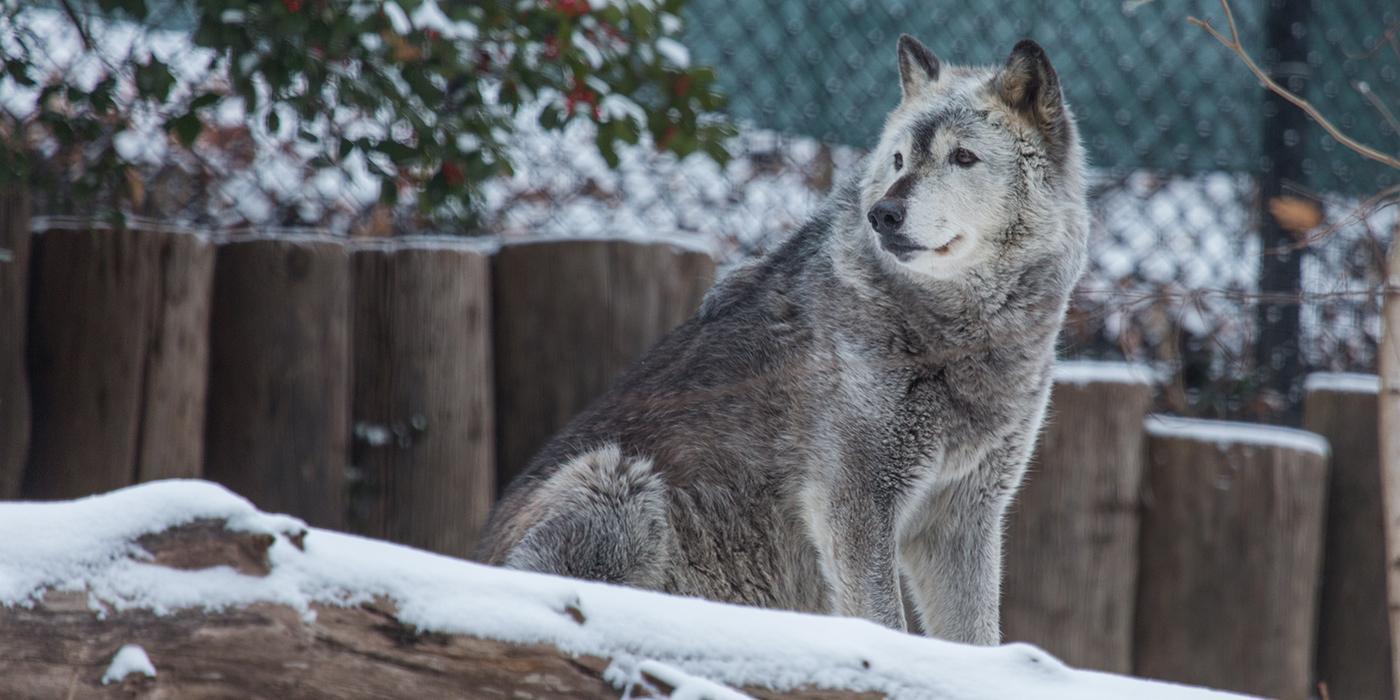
[867, 199, 905, 236]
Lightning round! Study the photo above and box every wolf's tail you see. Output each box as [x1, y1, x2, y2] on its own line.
[504, 444, 674, 588]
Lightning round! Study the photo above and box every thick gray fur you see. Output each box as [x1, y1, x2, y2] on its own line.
[476, 36, 1089, 644]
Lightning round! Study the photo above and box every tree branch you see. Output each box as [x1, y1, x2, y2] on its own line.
[1187, 0, 1400, 170]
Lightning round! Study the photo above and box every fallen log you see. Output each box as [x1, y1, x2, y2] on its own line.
[0, 481, 1242, 699]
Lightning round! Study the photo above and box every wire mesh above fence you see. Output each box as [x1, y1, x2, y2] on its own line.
[2, 0, 1397, 421]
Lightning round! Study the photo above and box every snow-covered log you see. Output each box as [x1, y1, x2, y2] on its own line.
[0, 481, 1241, 699]
[491, 238, 716, 491]
[204, 235, 351, 529]
[349, 238, 496, 557]
[0, 189, 29, 499]
[1003, 362, 1156, 673]
[1303, 373, 1391, 700]
[1137, 417, 1329, 699]
[24, 219, 214, 498]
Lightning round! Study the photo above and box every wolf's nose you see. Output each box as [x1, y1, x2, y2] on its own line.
[867, 200, 905, 235]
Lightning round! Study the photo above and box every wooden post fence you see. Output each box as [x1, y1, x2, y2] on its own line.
[23, 220, 213, 499]
[491, 238, 715, 493]
[1304, 372, 1390, 700]
[1002, 361, 1154, 673]
[0, 191, 30, 498]
[204, 235, 350, 529]
[1381, 236, 1400, 696]
[1135, 416, 1329, 700]
[349, 238, 495, 558]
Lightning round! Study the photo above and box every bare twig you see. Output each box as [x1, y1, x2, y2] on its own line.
[1355, 81, 1400, 137]
[1188, 0, 1400, 170]
[56, 0, 95, 53]
[1344, 23, 1400, 62]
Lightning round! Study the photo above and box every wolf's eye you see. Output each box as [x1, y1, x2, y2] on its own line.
[952, 148, 979, 167]
[893, 152, 903, 171]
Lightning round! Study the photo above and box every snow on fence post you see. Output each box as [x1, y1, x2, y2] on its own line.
[1303, 372, 1391, 700]
[491, 238, 716, 493]
[1001, 361, 1154, 674]
[0, 189, 30, 498]
[22, 220, 214, 499]
[204, 234, 350, 529]
[1134, 416, 1329, 700]
[349, 238, 495, 558]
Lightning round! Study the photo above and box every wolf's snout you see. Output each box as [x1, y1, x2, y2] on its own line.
[867, 200, 905, 235]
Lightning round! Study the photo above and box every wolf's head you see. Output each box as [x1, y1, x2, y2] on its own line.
[857, 35, 1088, 285]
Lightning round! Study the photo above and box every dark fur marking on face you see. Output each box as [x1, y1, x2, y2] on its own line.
[883, 173, 917, 201]
[912, 119, 939, 159]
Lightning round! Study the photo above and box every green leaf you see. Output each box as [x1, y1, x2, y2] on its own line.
[379, 176, 398, 204]
[165, 111, 203, 147]
[265, 109, 281, 134]
[134, 59, 175, 102]
[190, 92, 222, 110]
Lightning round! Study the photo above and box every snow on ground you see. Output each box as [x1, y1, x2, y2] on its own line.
[1302, 371, 1381, 395]
[100, 643, 157, 685]
[0, 480, 1243, 699]
[1144, 415, 1330, 457]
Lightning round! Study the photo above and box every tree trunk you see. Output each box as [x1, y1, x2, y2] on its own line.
[1380, 238, 1400, 696]
[1304, 373, 1391, 700]
[24, 223, 213, 499]
[349, 239, 495, 558]
[1002, 364, 1153, 673]
[204, 235, 350, 529]
[1134, 416, 1328, 700]
[491, 239, 715, 492]
[0, 190, 30, 498]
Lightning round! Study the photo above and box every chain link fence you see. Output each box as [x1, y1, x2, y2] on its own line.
[3, 0, 1398, 421]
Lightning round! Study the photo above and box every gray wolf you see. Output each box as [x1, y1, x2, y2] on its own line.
[476, 35, 1088, 644]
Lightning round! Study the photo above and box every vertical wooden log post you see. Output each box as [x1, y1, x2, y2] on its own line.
[491, 239, 715, 492]
[350, 239, 494, 557]
[24, 221, 213, 499]
[1135, 417, 1329, 700]
[1381, 236, 1400, 696]
[204, 235, 350, 529]
[1001, 361, 1154, 673]
[0, 190, 30, 498]
[1304, 372, 1390, 700]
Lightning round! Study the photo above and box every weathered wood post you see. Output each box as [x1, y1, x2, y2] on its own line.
[204, 234, 350, 529]
[1304, 372, 1390, 700]
[1001, 361, 1154, 673]
[23, 220, 213, 499]
[1134, 416, 1329, 700]
[0, 190, 30, 498]
[491, 238, 715, 493]
[1381, 236, 1400, 695]
[350, 238, 495, 557]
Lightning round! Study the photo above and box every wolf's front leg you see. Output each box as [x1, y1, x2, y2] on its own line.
[900, 441, 1031, 644]
[818, 494, 906, 631]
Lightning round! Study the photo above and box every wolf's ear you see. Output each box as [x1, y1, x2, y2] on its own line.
[897, 34, 940, 100]
[997, 40, 1067, 150]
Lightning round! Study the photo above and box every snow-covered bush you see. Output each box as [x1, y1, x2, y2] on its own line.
[0, 0, 732, 224]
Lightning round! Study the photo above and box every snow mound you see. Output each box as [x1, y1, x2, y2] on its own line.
[1145, 415, 1330, 457]
[101, 644, 157, 684]
[0, 480, 1243, 699]
[1302, 372, 1381, 395]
